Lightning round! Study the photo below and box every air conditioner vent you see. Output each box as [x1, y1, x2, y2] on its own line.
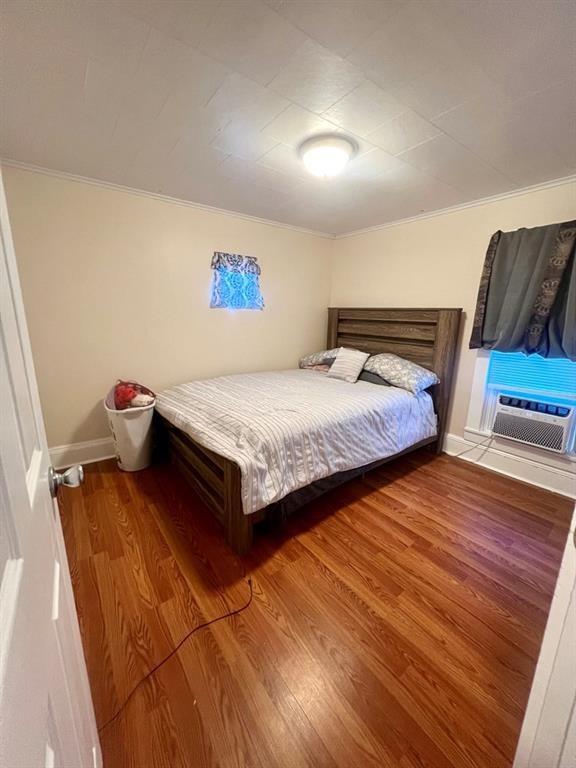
[493, 412, 565, 452]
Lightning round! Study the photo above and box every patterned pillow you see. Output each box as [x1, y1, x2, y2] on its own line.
[299, 348, 339, 369]
[327, 348, 370, 383]
[364, 353, 439, 393]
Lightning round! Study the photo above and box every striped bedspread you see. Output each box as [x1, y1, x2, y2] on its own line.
[156, 370, 437, 515]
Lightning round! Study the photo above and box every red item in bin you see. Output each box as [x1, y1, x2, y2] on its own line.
[113, 380, 156, 410]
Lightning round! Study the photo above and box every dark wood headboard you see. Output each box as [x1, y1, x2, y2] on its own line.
[327, 307, 462, 447]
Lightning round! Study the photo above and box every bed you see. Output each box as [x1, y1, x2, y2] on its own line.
[155, 307, 462, 554]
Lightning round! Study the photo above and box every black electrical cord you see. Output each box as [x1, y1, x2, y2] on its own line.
[97, 577, 253, 734]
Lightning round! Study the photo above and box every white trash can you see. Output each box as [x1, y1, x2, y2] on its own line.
[104, 401, 155, 471]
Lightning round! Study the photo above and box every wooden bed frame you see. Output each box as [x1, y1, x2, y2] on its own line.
[156, 307, 462, 554]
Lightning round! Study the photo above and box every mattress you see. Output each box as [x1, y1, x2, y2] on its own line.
[156, 369, 437, 515]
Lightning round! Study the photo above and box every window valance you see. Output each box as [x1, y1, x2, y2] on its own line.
[211, 252, 261, 275]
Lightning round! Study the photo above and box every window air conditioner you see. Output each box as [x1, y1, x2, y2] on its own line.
[491, 395, 573, 454]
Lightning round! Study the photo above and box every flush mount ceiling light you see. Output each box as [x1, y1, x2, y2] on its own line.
[299, 135, 356, 178]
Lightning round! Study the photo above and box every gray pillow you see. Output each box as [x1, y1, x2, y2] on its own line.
[364, 353, 439, 393]
[358, 370, 390, 386]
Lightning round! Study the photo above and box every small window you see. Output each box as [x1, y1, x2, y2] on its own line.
[210, 251, 264, 310]
[478, 351, 576, 453]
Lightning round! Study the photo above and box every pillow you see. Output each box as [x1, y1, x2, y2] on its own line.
[357, 370, 390, 386]
[299, 348, 339, 369]
[364, 353, 439, 393]
[327, 348, 370, 383]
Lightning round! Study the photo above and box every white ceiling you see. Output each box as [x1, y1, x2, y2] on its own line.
[1, 0, 575, 235]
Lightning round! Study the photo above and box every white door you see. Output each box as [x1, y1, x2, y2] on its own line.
[514, 506, 576, 768]
[0, 167, 100, 767]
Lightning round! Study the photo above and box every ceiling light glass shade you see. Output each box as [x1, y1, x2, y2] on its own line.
[300, 135, 355, 178]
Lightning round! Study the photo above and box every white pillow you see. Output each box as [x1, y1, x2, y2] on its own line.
[327, 348, 370, 383]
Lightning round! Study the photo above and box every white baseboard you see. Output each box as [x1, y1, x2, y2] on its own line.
[50, 437, 115, 470]
[50, 432, 575, 497]
[443, 433, 575, 499]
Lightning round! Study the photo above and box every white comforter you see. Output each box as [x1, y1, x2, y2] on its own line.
[156, 370, 437, 515]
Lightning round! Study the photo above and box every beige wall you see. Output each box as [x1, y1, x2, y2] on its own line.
[331, 181, 576, 438]
[5, 164, 575, 450]
[4, 166, 332, 447]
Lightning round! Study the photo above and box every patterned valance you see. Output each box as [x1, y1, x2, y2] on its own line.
[211, 252, 261, 275]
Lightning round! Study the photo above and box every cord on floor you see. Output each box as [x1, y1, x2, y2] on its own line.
[97, 577, 253, 734]
[450, 434, 494, 459]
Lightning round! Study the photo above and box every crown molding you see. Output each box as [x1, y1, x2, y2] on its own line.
[2, 158, 574, 240]
[0, 159, 335, 239]
[336, 174, 576, 239]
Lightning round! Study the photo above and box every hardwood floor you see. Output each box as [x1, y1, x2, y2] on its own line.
[59, 450, 573, 768]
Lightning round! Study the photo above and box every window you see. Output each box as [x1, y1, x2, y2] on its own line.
[471, 351, 576, 453]
[486, 352, 576, 403]
[464, 350, 575, 490]
[210, 251, 264, 310]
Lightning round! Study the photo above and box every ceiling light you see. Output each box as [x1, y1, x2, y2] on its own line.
[300, 135, 356, 178]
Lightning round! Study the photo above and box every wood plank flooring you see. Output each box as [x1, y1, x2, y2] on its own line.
[59, 450, 573, 768]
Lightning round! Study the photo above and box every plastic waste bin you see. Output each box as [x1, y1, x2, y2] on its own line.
[104, 401, 155, 471]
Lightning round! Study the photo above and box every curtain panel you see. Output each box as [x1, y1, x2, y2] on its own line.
[470, 220, 576, 360]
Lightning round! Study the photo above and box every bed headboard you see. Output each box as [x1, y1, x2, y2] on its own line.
[327, 307, 462, 446]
